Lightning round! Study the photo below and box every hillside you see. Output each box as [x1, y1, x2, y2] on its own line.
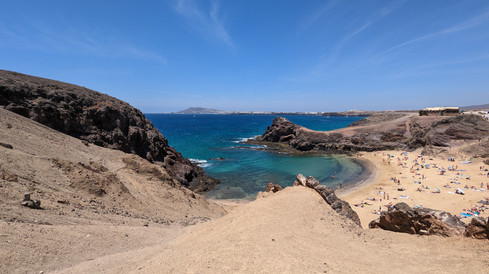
[0, 70, 218, 192]
[0, 107, 226, 273]
[461, 103, 489, 111]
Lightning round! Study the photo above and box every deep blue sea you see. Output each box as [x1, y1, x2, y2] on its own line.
[146, 114, 365, 199]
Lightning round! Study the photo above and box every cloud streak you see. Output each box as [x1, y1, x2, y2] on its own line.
[298, 0, 338, 31]
[171, 0, 233, 47]
[0, 21, 166, 64]
[383, 8, 489, 55]
[334, 6, 393, 53]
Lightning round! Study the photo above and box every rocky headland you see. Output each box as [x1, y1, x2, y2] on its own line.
[0, 70, 218, 192]
[257, 113, 489, 155]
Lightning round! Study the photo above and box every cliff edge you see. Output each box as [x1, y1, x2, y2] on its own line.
[0, 70, 218, 192]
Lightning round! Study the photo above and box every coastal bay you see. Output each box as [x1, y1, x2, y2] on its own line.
[1, 71, 489, 273]
[146, 114, 368, 198]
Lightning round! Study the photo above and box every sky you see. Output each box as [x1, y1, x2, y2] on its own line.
[1, 0, 489, 112]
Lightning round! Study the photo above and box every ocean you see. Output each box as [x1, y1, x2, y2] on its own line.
[146, 114, 366, 199]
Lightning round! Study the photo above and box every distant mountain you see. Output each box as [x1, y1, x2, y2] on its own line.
[460, 103, 489, 111]
[175, 107, 227, 114]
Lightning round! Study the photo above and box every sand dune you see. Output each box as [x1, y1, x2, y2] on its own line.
[58, 187, 489, 273]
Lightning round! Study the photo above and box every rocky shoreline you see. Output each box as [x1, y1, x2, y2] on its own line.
[255, 115, 489, 155]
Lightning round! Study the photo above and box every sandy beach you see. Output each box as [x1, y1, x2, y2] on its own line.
[339, 149, 489, 227]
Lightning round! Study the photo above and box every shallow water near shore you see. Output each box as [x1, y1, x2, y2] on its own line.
[146, 114, 366, 199]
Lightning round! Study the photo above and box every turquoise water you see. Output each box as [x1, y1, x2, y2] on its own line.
[146, 114, 365, 199]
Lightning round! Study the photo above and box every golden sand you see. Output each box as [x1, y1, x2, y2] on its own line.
[339, 149, 489, 227]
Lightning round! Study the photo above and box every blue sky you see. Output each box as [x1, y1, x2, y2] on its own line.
[1, 0, 489, 112]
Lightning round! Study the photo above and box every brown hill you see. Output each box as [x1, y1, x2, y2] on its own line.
[0, 70, 218, 192]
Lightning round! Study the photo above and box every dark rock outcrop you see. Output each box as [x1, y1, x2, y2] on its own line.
[21, 193, 42, 209]
[0, 70, 218, 192]
[464, 217, 489, 239]
[258, 115, 489, 153]
[264, 182, 283, 193]
[294, 174, 361, 227]
[368, 203, 466, 237]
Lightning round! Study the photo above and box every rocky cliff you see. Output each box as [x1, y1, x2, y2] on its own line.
[258, 114, 489, 153]
[0, 70, 218, 192]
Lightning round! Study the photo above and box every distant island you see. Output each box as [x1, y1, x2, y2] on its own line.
[174, 107, 228, 114]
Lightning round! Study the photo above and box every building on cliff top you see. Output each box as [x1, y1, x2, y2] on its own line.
[419, 107, 460, 116]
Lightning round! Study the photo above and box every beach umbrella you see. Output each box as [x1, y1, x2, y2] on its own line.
[456, 188, 465, 194]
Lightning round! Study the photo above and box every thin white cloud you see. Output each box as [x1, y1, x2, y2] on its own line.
[384, 9, 489, 55]
[298, 0, 339, 31]
[0, 21, 166, 64]
[332, 4, 401, 58]
[171, 0, 234, 47]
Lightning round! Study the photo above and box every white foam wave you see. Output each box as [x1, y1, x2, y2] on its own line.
[189, 158, 207, 164]
[232, 136, 259, 143]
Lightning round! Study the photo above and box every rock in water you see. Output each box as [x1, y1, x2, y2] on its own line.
[368, 203, 465, 237]
[0, 70, 218, 192]
[261, 117, 299, 142]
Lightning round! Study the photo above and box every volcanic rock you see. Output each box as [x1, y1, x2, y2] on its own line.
[0, 70, 218, 192]
[295, 174, 307, 186]
[258, 115, 489, 154]
[368, 203, 465, 237]
[21, 193, 42, 209]
[464, 217, 489, 239]
[295, 174, 361, 227]
[264, 182, 283, 193]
